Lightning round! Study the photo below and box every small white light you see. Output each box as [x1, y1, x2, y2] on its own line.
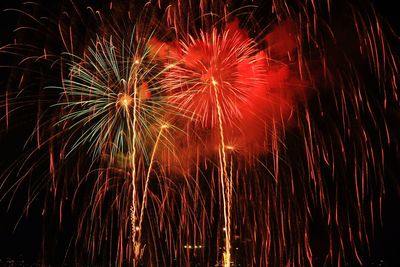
[211, 77, 218, 86]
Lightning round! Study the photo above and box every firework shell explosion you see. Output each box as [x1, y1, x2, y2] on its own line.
[0, 0, 399, 266]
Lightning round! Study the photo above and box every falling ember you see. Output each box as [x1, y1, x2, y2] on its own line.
[5, 90, 8, 129]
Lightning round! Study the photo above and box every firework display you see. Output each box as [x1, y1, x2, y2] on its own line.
[0, 0, 399, 266]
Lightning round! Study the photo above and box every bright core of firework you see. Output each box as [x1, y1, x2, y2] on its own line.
[117, 93, 133, 109]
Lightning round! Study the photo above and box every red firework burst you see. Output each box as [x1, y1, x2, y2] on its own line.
[151, 19, 307, 169]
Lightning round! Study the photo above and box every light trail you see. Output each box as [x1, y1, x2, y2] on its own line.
[212, 77, 232, 267]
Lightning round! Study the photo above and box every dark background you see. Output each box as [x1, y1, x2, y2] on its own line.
[1, 0, 399, 266]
